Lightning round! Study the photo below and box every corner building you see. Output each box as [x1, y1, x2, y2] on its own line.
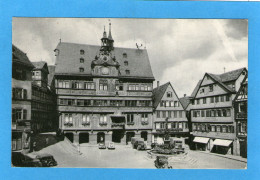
[190, 68, 247, 155]
[54, 24, 154, 145]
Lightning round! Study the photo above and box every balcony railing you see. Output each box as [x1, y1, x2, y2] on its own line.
[111, 122, 125, 129]
[156, 128, 184, 133]
[237, 112, 247, 119]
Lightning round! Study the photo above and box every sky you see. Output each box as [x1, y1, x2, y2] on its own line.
[12, 18, 248, 97]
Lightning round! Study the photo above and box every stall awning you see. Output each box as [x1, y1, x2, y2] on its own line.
[213, 139, 232, 147]
[193, 137, 209, 144]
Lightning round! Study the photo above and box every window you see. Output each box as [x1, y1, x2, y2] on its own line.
[193, 111, 197, 118]
[217, 110, 222, 117]
[203, 98, 207, 104]
[201, 110, 205, 117]
[127, 114, 134, 124]
[82, 114, 90, 125]
[191, 100, 195, 105]
[211, 125, 216, 132]
[222, 126, 227, 133]
[125, 100, 137, 107]
[168, 111, 172, 118]
[226, 109, 231, 117]
[196, 99, 200, 105]
[172, 122, 177, 129]
[162, 111, 166, 118]
[80, 58, 84, 63]
[165, 101, 169, 107]
[201, 124, 206, 131]
[238, 102, 246, 113]
[170, 101, 174, 107]
[215, 96, 219, 103]
[123, 53, 127, 58]
[209, 85, 214, 92]
[196, 111, 200, 117]
[211, 110, 215, 117]
[77, 99, 84, 106]
[167, 92, 172, 98]
[125, 70, 130, 75]
[115, 80, 124, 91]
[174, 111, 177, 118]
[210, 97, 214, 103]
[124, 61, 128, 66]
[99, 80, 108, 90]
[216, 126, 221, 132]
[155, 123, 160, 129]
[193, 124, 197, 131]
[141, 114, 148, 123]
[220, 95, 224, 102]
[226, 95, 230, 101]
[100, 114, 107, 125]
[200, 88, 204, 93]
[80, 50, 85, 55]
[68, 99, 76, 106]
[23, 89, 27, 99]
[84, 100, 91, 106]
[179, 122, 183, 129]
[160, 122, 165, 129]
[79, 68, 84, 72]
[179, 111, 182, 118]
[222, 109, 227, 117]
[85, 82, 95, 90]
[157, 111, 160, 118]
[160, 101, 165, 107]
[174, 101, 179, 107]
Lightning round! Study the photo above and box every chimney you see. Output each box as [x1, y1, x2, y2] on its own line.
[184, 94, 186, 97]
[157, 81, 160, 88]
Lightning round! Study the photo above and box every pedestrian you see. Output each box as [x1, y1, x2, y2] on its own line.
[45, 137, 49, 146]
[33, 141, 37, 152]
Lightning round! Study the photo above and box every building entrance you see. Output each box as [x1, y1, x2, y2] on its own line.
[126, 132, 135, 144]
[112, 130, 124, 143]
[79, 133, 89, 144]
[141, 131, 148, 141]
[97, 132, 105, 143]
[65, 133, 73, 143]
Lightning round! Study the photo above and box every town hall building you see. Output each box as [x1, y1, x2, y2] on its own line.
[54, 24, 155, 145]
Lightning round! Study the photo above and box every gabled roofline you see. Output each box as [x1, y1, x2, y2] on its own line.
[233, 74, 248, 103]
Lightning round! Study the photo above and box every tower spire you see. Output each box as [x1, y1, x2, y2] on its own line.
[108, 20, 113, 40]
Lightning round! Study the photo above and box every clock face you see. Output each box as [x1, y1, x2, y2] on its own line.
[102, 67, 109, 75]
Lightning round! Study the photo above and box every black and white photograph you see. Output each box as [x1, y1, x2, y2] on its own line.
[11, 18, 247, 169]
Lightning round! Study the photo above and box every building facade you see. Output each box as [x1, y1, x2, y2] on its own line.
[12, 45, 35, 153]
[31, 61, 57, 133]
[234, 78, 247, 158]
[54, 24, 154, 145]
[152, 82, 189, 144]
[190, 68, 247, 155]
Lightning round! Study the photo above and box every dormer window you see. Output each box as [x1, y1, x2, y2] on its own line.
[123, 53, 127, 58]
[167, 92, 172, 98]
[125, 70, 130, 75]
[124, 61, 128, 66]
[79, 68, 84, 72]
[80, 58, 84, 63]
[80, 50, 85, 55]
[209, 85, 213, 92]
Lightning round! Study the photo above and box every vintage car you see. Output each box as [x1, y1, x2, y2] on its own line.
[24, 153, 57, 167]
[107, 142, 115, 150]
[136, 141, 147, 151]
[154, 156, 172, 169]
[98, 143, 106, 149]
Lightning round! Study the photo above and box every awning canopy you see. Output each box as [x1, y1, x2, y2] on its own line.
[213, 139, 233, 147]
[193, 137, 209, 144]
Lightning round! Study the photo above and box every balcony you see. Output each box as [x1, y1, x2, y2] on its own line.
[237, 112, 247, 119]
[111, 123, 125, 129]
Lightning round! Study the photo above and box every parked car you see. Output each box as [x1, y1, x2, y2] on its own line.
[107, 142, 115, 150]
[136, 141, 147, 150]
[98, 143, 106, 149]
[13, 152, 57, 167]
[154, 156, 172, 169]
[131, 137, 142, 148]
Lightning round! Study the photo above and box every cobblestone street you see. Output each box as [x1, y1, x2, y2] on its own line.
[36, 136, 246, 169]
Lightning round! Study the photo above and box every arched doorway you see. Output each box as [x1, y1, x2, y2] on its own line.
[97, 132, 105, 143]
[79, 133, 89, 144]
[65, 132, 73, 143]
[141, 131, 148, 141]
[126, 132, 135, 144]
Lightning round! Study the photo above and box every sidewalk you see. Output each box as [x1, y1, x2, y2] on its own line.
[196, 150, 247, 163]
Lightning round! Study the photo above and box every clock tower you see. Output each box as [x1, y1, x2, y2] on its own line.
[91, 23, 119, 77]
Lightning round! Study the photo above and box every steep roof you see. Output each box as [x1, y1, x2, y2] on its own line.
[12, 44, 35, 68]
[47, 65, 56, 86]
[190, 80, 202, 98]
[54, 42, 154, 79]
[179, 96, 190, 110]
[152, 82, 170, 108]
[190, 67, 247, 99]
[32, 61, 49, 74]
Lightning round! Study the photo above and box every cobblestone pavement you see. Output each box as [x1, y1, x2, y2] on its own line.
[37, 140, 246, 169]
